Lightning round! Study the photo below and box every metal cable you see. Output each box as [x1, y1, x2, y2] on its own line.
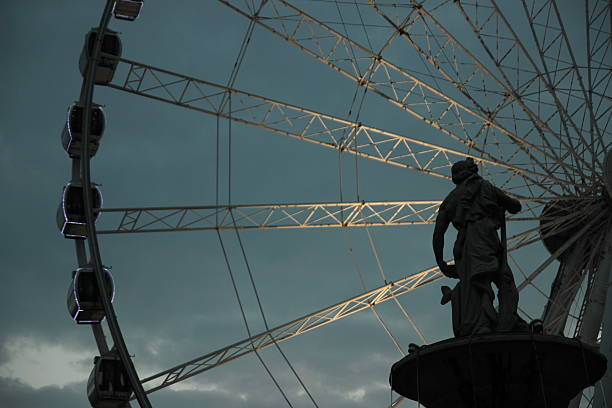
[214, 92, 294, 407]
[331, 3, 416, 355]
[366, 227, 428, 344]
[228, 209, 320, 407]
[226, 87, 319, 405]
[215, 230, 295, 407]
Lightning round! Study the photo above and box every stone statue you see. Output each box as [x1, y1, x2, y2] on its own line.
[433, 158, 527, 336]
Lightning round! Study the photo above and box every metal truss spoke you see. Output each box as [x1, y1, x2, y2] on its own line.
[97, 198, 563, 234]
[129, 199, 603, 395]
[109, 58, 549, 183]
[520, 0, 604, 181]
[507, 199, 603, 252]
[138, 265, 443, 395]
[453, 0, 601, 184]
[370, 0, 577, 194]
[515, 205, 608, 292]
[585, 0, 612, 158]
[216, 0, 576, 195]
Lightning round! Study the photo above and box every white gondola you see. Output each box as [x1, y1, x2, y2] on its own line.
[113, 0, 144, 21]
[67, 266, 114, 324]
[61, 103, 105, 158]
[79, 28, 122, 85]
[56, 182, 103, 239]
[87, 354, 132, 408]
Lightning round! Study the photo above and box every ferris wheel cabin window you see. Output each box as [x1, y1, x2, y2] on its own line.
[67, 266, 114, 324]
[61, 103, 105, 158]
[87, 354, 132, 407]
[79, 28, 122, 85]
[113, 0, 144, 21]
[56, 182, 102, 239]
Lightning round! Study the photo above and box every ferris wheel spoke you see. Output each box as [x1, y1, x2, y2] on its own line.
[586, 0, 612, 160]
[453, 0, 600, 183]
[541, 240, 594, 334]
[109, 58, 566, 188]
[507, 199, 603, 251]
[519, 0, 604, 179]
[510, 254, 582, 326]
[97, 198, 562, 234]
[370, 1, 578, 193]
[137, 265, 443, 394]
[217, 0, 577, 193]
[388, 395, 405, 408]
[98, 201, 443, 233]
[514, 206, 608, 293]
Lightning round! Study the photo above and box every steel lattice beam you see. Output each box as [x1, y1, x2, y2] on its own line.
[99, 201, 442, 233]
[129, 199, 603, 395]
[454, 0, 603, 182]
[370, 0, 579, 192]
[585, 0, 612, 158]
[520, 0, 603, 179]
[107, 57, 558, 186]
[138, 265, 443, 395]
[97, 198, 582, 234]
[216, 0, 575, 196]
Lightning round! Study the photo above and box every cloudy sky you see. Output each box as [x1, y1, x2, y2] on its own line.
[1, 0, 605, 407]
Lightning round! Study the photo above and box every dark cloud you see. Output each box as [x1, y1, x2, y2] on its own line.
[0, 378, 86, 408]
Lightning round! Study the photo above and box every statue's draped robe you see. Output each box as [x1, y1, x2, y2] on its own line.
[438, 174, 520, 336]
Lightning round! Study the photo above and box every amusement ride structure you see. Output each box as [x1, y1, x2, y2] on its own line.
[58, 0, 611, 406]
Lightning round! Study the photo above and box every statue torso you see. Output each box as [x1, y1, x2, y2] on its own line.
[441, 175, 503, 231]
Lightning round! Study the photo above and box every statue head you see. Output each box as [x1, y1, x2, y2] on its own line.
[451, 158, 478, 184]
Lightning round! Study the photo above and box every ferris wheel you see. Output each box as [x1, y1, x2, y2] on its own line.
[58, 0, 611, 407]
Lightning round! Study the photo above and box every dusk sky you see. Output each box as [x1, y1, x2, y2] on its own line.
[1, 1, 607, 407]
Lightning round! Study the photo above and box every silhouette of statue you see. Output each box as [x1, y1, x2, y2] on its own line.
[433, 158, 527, 336]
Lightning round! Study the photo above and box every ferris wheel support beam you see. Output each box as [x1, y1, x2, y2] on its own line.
[569, 222, 612, 408]
[137, 265, 443, 395]
[542, 209, 610, 334]
[370, 1, 578, 190]
[541, 239, 592, 334]
[592, 233, 612, 407]
[107, 57, 565, 188]
[217, 0, 579, 191]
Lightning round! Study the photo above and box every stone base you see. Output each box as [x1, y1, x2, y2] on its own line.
[390, 333, 607, 408]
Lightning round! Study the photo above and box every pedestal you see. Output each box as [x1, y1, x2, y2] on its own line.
[390, 333, 607, 408]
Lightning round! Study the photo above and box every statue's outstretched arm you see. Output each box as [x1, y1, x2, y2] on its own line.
[495, 187, 522, 214]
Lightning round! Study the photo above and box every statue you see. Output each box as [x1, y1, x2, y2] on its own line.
[433, 158, 526, 336]
[389, 157, 608, 408]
